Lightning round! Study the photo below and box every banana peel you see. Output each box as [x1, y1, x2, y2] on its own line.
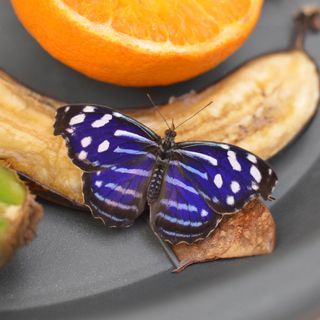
[0, 7, 319, 270]
[0, 163, 43, 268]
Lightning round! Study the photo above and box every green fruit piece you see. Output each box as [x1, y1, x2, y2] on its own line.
[0, 216, 8, 233]
[0, 166, 43, 267]
[0, 166, 26, 205]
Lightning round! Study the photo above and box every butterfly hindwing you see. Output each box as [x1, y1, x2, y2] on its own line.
[83, 156, 155, 227]
[150, 159, 223, 244]
[54, 104, 160, 171]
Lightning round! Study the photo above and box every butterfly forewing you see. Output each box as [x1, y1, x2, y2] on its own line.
[54, 104, 160, 227]
[54, 105, 160, 171]
[83, 156, 155, 227]
[150, 157, 223, 244]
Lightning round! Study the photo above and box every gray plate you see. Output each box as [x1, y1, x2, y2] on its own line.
[1, 1, 320, 319]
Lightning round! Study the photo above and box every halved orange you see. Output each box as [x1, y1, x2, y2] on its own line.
[12, 0, 263, 87]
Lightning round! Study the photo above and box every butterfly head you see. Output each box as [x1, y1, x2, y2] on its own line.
[164, 116, 176, 137]
[162, 127, 177, 151]
[164, 127, 177, 139]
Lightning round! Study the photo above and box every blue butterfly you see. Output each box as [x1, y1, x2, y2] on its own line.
[54, 104, 277, 245]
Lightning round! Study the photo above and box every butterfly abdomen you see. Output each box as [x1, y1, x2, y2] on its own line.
[147, 133, 175, 204]
[147, 164, 165, 203]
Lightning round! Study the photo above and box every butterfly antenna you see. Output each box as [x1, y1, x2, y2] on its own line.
[175, 101, 213, 130]
[146, 93, 170, 130]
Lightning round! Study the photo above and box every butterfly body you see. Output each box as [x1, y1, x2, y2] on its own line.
[54, 104, 277, 245]
[147, 128, 176, 203]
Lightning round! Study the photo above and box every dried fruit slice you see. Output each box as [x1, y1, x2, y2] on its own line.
[173, 201, 275, 272]
[0, 164, 43, 268]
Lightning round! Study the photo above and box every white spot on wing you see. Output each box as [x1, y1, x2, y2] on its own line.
[95, 181, 102, 187]
[226, 195, 235, 205]
[228, 151, 242, 171]
[247, 154, 257, 163]
[220, 144, 230, 150]
[250, 165, 262, 183]
[98, 140, 110, 152]
[66, 128, 74, 134]
[70, 114, 85, 125]
[214, 174, 223, 188]
[252, 182, 259, 190]
[81, 136, 92, 148]
[83, 106, 95, 112]
[65, 106, 70, 112]
[201, 209, 209, 217]
[231, 181, 240, 193]
[113, 112, 123, 118]
[92, 114, 112, 128]
[78, 150, 87, 160]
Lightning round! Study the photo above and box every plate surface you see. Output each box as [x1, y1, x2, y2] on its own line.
[1, 1, 320, 319]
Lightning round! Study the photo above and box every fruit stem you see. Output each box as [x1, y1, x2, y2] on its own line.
[293, 6, 320, 50]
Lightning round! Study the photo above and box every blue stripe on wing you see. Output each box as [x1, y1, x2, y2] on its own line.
[83, 156, 155, 227]
[174, 141, 278, 214]
[54, 105, 160, 171]
[150, 162, 222, 245]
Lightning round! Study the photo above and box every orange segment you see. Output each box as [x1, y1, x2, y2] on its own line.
[63, 0, 251, 45]
[11, 0, 263, 86]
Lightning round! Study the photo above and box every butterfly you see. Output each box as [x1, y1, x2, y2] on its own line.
[54, 104, 277, 245]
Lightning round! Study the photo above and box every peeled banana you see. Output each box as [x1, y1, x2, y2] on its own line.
[0, 48, 318, 206]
